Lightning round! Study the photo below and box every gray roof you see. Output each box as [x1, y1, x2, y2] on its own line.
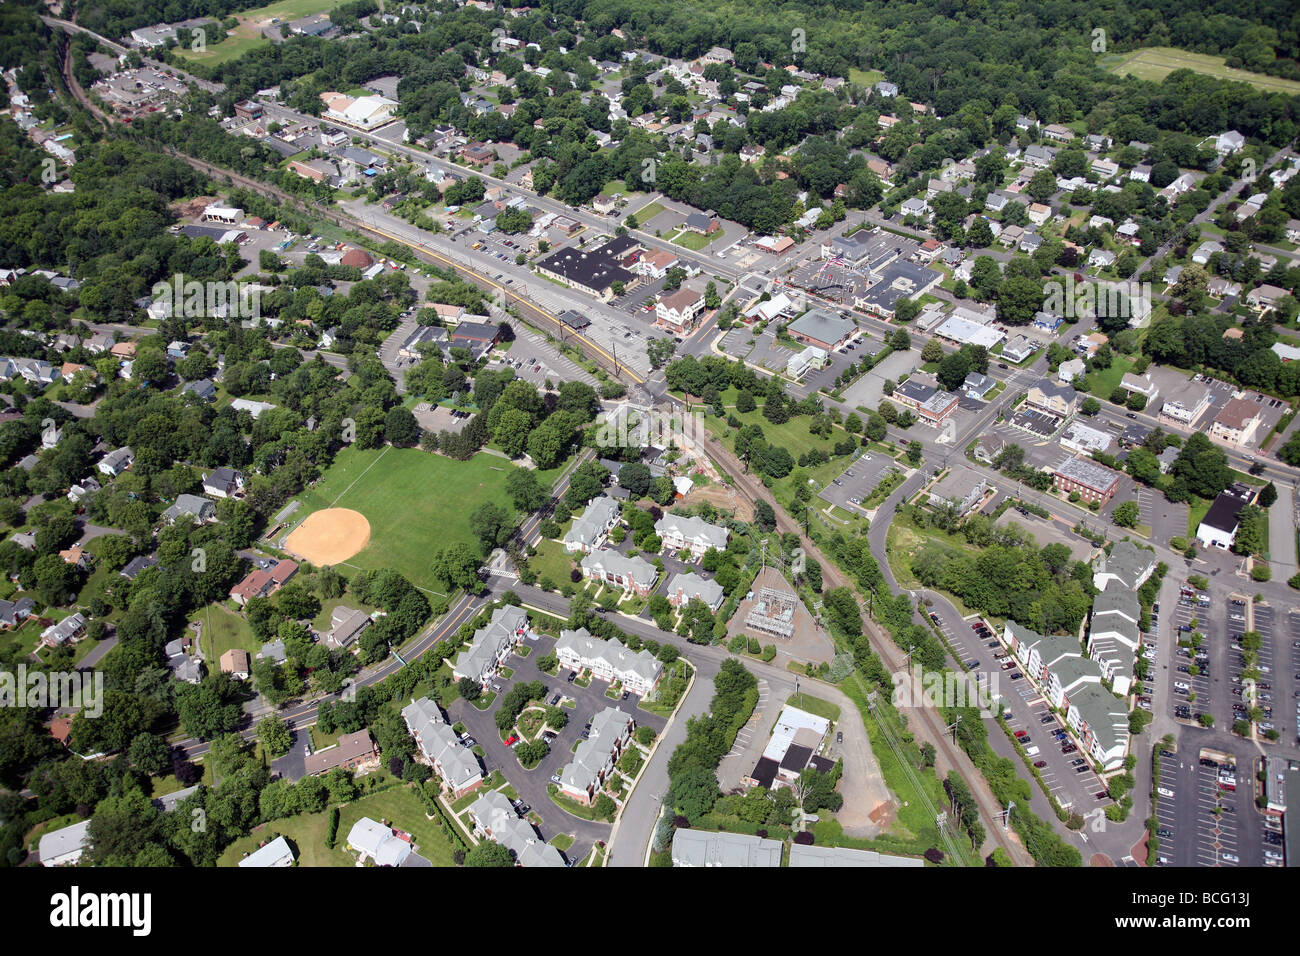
[559, 705, 632, 796]
[38, 820, 92, 864]
[654, 512, 729, 551]
[1090, 580, 1139, 623]
[787, 308, 855, 346]
[563, 495, 620, 549]
[1055, 456, 1120, 493]
[580, 550, 657, 590]
[259, 639, 288, 664]
[671, 829, 783, 867]
[1068, 682, 1128, 754]
[453, 605, 528, 682]
[469, 790, 566, 867]
[666, 571, 724, 608]
[1093, 539, 1155, 588]
[238, 834, 296, 867]
[555, 627, 663, 689]
[787, 843, 924, 867]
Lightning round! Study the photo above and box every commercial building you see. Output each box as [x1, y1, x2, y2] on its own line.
[534, 236, 642, 301]
[671, 829, 782, 867]
[1052, 456, 1120, 504]
[1196, 488, 1252, 550]
[1209, 396, 1263, 447]
[655, 287, 705, 332]
[786, 346, 828, 380]
[786, 308, 856, 350]
[927, 469, 988, 515]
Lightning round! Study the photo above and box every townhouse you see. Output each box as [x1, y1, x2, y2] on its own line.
[665, 571, 725, 612]
[563, 495, 621, 553]
[1092, 539, 1157, 592]
[467, 790, 566, 866]
[580, 550, 657, 596]
[401, 697, 483, 798]
[557, 705, 635, 805]
[554, 627, 663, 696]
[654, 512, 729, 559]
[452, 605, 530, 685]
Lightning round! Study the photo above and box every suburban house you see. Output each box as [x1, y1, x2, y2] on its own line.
[1119, 372, 1158, 405]
[325, 605, 372, 649]
[58, 547, 92, 571]
[555, 627, 663, 696]
[229, 559, 298, 605]
[38, 820, 92, 867]
[219, 649, 251, 680]
[161, 493, 216, 526]
[654, 513, 729, 559]
[40, 613, 87, 648]
[306, 729, 379, 776]
[1209, 396, 1263, 447]
[467, 790, 566, 867]
[1052, 456, 1121, 504]
[97, 446, 134, 477]
[345, 817, 412, 866]
[451, 605, 529, 685]
[557, 705, 635, 805]
[401, 697, 483, 798]
[0, 597, 35, 629]
[665, 571, 725, 612]
[202, 467, 245, 498]
[563, 495, 621, 553]
[238, 835, 296, 868]
[580, 550, 657, 596]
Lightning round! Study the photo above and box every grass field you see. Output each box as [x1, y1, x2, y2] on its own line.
[1106, 47, 1300, 95]
[629, 201, 665, 224]
[285, 446, 522, 591]
[194, 603, 260, 663]
[218, 783, 458, 867]
[174, 0, 347, 67]
[672, 229, 722, 251]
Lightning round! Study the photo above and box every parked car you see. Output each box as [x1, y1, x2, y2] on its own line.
[1033, 760, 1047, 768]
[836, 731, 843, 744]
[504, 734, 520, 747]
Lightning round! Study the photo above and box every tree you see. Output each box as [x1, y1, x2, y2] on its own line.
[384, 406, 420, 446]
[736, 390, 756, 413]
[465, 840, 514, 866]
[458, 677, 482, 701]
[890, 329, 911, 351]
[257, 715, 293, 758]
[1258, 482, 1278, 509]
[432, 542, 483, 591]
[127, 732, 171, 775]
[618, 462, 652, 498]
[1081, 397, 1101, 416]
[506, 469, 547, 513]
[468, 502, 513, 552]
[921, 339, 944, 363]
[1112, 501, 1140, 528]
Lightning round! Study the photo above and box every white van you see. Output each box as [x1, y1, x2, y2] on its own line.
[1024, 746, 1040, 756]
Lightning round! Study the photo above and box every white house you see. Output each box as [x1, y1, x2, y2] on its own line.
[654, 513, 729, 559]
[555, 627, 663, 696]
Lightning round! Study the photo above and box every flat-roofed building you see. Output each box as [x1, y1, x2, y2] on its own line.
[1053, 456, 1121, 504]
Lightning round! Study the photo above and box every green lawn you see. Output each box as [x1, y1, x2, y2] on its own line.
[786, 692, 841, 723]
[287, 446, 524, 591]
[218, 784, 459, 867]
[531, 538, 577, 586]
[1105, 47, 1300, 95]
[629, 201, 665, 224]
[1082, 354, 1135, 400]
[673, 229, 722, 251]
[194, 603, 261, 663]
[1187, 496, 1213, 539]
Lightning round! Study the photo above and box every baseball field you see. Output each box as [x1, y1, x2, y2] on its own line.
[279, 446, 522, 592]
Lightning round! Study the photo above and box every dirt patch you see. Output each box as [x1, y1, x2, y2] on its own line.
[682, 483, 753, 523]
[283, 508, 371, 565]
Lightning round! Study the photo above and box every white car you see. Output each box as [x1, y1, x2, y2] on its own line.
[1220, 853, 1239, 863]
[1157, 787, 1175, 797]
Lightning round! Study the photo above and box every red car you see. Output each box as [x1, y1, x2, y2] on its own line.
[1014, 730, 1027, 738]
[503, 734, 520, 747]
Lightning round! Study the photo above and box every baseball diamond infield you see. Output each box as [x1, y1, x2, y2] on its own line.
[283, 508, 371, 565]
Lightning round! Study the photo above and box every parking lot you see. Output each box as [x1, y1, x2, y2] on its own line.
[816, 449, 902, 514]
[1151, 746, 1274, 866]
[446, 627, 669, 863]
[502, 328, 600, 388]
[1169, 587, 1214, 725]
[932, 612, 1107, 814]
